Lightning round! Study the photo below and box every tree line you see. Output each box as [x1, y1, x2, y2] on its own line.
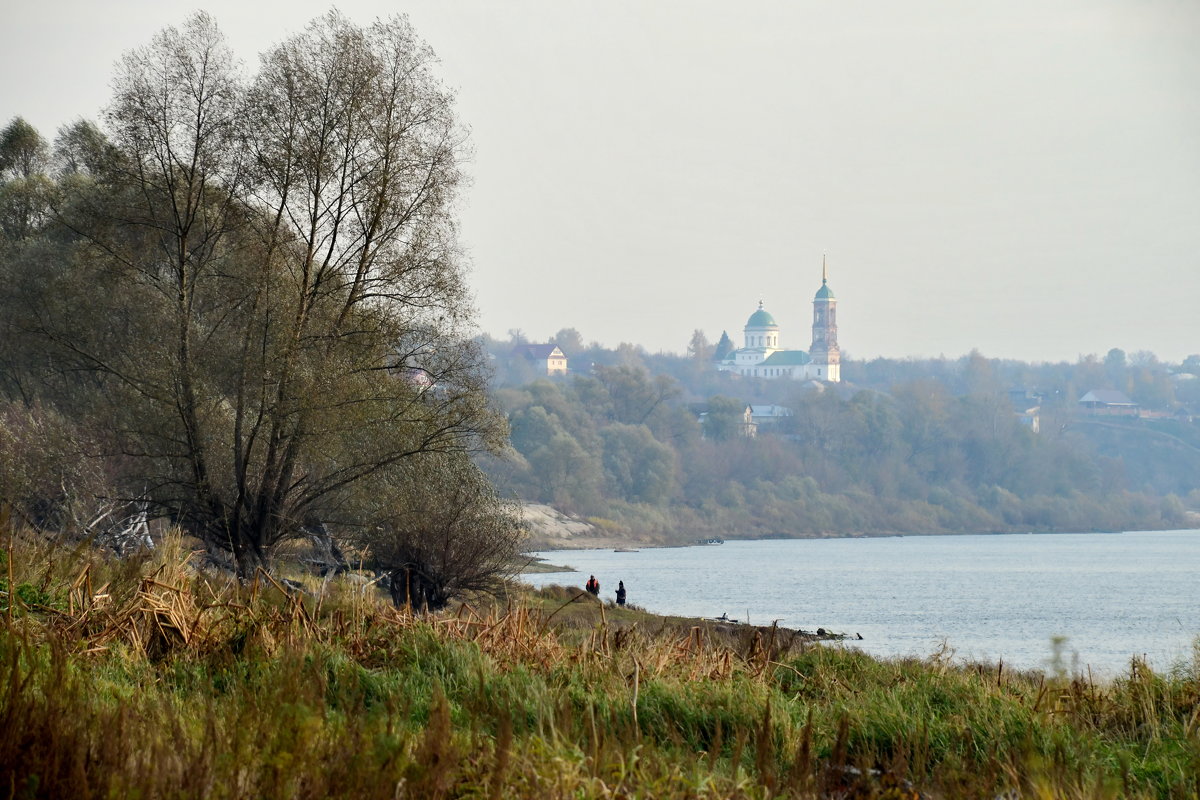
[481, 334, 1197, 543]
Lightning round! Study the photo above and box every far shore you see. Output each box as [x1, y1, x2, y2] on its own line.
[523, 524, 1200, 556]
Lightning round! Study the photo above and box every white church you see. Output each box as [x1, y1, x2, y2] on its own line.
[715, 265, 841, 382]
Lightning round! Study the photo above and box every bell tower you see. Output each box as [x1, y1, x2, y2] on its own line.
[809, 257, 840, 381]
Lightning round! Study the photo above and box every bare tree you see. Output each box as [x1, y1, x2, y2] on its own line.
[52, 120, 119, 178]
[0, 118, 50, 180]
[24, 12, 503, 576]
[0, 117, 53, 240]
[358, 453, 525, 610]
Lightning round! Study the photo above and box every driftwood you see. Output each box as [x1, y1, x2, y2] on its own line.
[303, 519, 350, 576]
[81, 500, 154, 556]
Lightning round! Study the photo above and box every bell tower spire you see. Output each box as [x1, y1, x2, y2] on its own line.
[809, 259, 840, 381]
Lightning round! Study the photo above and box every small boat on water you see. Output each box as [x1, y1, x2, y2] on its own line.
[698, 537, 724, 545]
[613, 548, 640, 553]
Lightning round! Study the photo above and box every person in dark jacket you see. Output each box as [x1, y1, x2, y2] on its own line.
[615, 580, 626, 606]
[585, 575, 599, 596]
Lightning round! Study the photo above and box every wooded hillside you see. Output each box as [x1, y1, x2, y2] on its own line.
[483, 336, 1199, 545]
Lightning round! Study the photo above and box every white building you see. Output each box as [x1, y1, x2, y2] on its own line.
[715, 267, 841, 382]
[512, 343, 569, 376]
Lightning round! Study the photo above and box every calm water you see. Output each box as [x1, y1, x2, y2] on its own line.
[523, 530, 1200, 676]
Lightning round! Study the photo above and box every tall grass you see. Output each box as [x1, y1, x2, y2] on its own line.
[1, 532, 1199, 798]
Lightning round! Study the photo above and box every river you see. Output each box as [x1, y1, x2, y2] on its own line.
[521, 529, 1200, 676]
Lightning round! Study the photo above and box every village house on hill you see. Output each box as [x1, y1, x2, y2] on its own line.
[694, 402, 757, 439]
[715, 263, 841, 381]
[1079, 389, 1139, 417]
[512, 343, 568, 376]
[749, 405, 793, 427]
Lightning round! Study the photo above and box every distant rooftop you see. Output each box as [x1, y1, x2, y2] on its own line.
[1079, 389, 1136, 406]
[760, 350, 812, 366]
[750, 404, 793, 417]
[512, 343, 565, 359]
[746, 302, 779, 329]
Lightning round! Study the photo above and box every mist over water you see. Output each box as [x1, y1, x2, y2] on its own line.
[523, 530, 1200, 676]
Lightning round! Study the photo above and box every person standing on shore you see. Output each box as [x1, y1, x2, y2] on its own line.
[586, 575, 599, 596]
[616, 581, 626, 606]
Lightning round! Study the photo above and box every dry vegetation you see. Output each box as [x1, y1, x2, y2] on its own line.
[2, 532, 1200, 799]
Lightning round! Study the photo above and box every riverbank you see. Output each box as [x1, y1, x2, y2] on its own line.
[520, 502, 643, 550]
[5, 536, 1199, 798]
[521, 496, 1200, 552]
[520, 531, 1200, 675]
[523, 582, 857, 646]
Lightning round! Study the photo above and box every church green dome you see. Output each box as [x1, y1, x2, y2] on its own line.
[814, 280, 835, 300]
[746, 305, 778, 329]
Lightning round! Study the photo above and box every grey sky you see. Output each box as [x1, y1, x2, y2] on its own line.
[4, 1, 1198, 362]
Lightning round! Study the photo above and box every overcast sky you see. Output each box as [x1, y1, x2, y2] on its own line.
[4, 1, 1198, 363]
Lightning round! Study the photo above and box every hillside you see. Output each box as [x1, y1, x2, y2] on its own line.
[1072, 417, 1200, 498]
[482, 353, 1199, 545]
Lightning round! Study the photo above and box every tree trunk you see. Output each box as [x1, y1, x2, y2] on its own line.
[388, 566, 448, 612]
[231, 528, 269, 579]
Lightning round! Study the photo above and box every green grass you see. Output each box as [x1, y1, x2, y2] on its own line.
[2, 534, 1199, 798]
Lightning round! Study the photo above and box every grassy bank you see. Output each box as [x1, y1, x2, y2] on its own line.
[2, 535, 1199, 798]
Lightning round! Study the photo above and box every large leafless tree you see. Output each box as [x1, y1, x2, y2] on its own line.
[10, 12, 507, 576]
